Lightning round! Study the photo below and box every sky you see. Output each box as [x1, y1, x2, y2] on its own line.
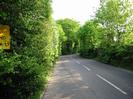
[52, 0, 100, 24]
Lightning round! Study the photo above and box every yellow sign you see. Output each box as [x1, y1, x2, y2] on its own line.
[0, 25, 10, 49]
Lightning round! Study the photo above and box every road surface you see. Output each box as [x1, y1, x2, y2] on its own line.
[43, 55, 133, 99]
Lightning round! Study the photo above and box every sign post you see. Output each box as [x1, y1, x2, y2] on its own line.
[0, 25, 10, 49]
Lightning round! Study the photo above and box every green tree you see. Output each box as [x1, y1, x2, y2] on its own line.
[57, 19, 80, 55]
[78, 21, 101, 57]
[95, 0, 133, 67]
[96, 0, 132, 44]
[78, 0, 133, 69]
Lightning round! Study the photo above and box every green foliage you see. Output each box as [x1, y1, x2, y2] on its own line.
[78, 0, 133, 69]
[0, 0, 132, 98]
[95, 0, 133, 65]
[57, 19, 80, 55]
[78, 21, 100, 58]
[0, 0, 60, 99]
[56, 24, 67, 55]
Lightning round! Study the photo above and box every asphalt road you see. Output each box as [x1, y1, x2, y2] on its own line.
[43, 55, 133, 99]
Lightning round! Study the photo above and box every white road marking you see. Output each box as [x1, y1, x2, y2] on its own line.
[74, 60, 91, 71]
[96, 74, 127, 95]
[82, 65, 91, 71]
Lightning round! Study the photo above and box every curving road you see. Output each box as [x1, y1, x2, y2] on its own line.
[43, 55, 133, 99]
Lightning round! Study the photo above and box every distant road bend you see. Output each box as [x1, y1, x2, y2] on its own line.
[44, 55, 133, 99]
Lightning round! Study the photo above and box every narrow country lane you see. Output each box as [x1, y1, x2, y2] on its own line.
[43, 55, 133, 99]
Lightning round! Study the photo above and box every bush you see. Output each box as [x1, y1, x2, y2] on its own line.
[0, 0, 60, 99]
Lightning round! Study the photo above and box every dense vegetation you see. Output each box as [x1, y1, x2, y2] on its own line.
[57, 19, 80, 55]
[0, 0, 132, 99]
[78, 0, 133, 69]
[0, 0, 61, 99]
[78, 21, 100, 58]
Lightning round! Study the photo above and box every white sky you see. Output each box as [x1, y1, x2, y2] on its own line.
[52, 0, 100, 24]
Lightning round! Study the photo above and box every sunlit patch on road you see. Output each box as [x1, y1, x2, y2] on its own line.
[56, 60, 70, 64]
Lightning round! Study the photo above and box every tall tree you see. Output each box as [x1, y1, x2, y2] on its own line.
[96, 0, 133, 44]
[95, 0, 133, 63]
